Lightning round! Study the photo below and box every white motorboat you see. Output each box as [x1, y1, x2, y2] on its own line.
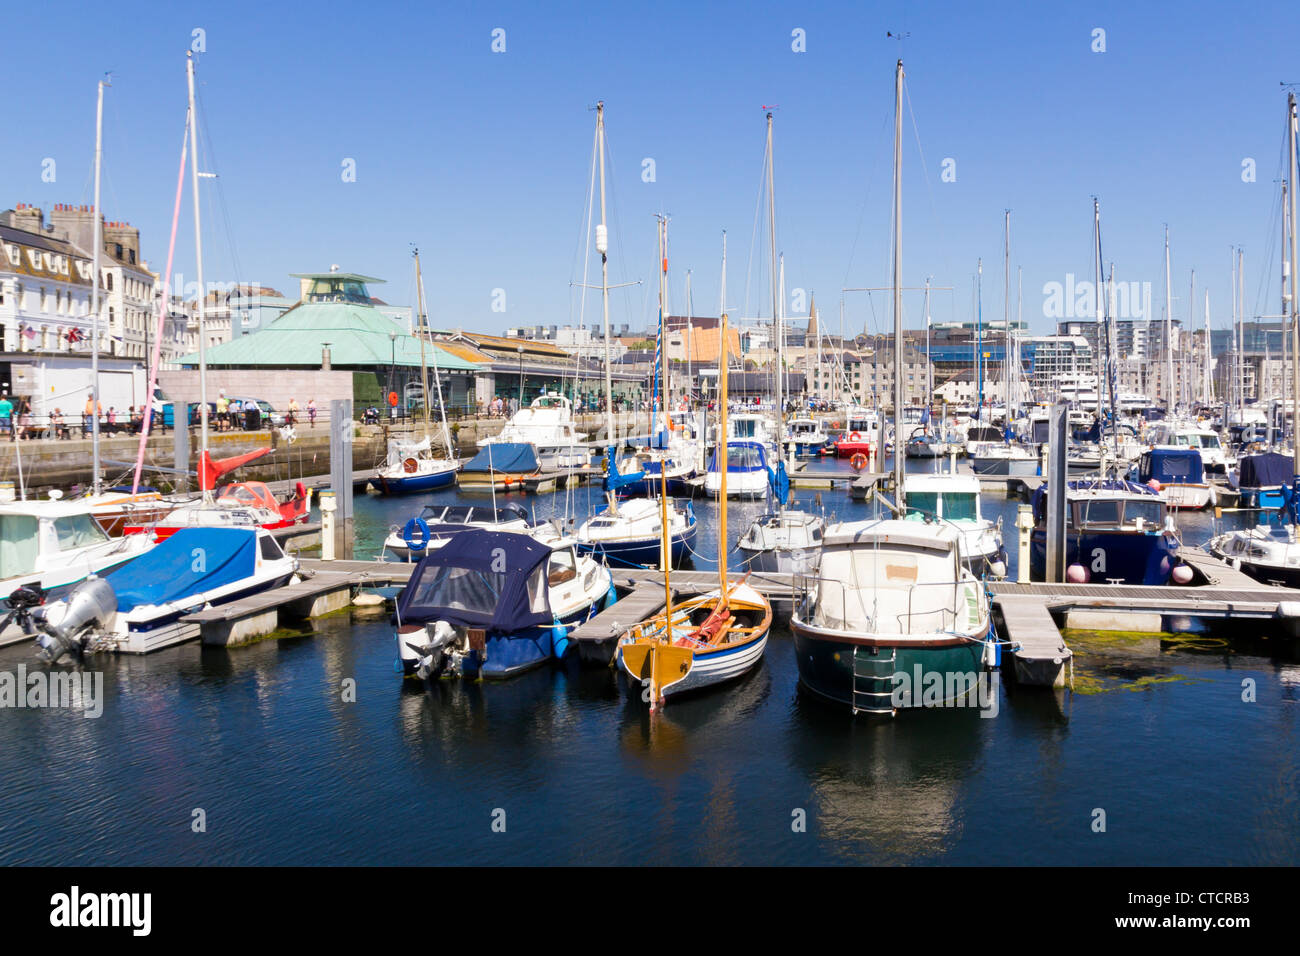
[902, 473, 1007, 577]
[478, 392, 590, 470]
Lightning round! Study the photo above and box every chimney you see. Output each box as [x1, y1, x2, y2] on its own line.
[321, 346, 332, 371]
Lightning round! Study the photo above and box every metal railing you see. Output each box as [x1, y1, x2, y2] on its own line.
[793, 571, 976, 635]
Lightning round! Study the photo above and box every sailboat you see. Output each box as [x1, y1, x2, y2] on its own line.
[1208, 91, 1300, 581]
[789, 60, 995, 715]
[738, 113, 825, 572]
[616, 308, 773, 709]
[371, 248, 460, 494]
[71, 75, 172, 534]
[574, 115, 695, 569]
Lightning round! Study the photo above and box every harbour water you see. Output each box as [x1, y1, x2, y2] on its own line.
[1, 458, 1297, 865]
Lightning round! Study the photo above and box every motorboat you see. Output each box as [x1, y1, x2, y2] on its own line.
[786, 417, 831, 458]
[969, 441, 1039, 477]
[789, 518, 994, 714]
[901, 473, 1006, 578]
[382, 501, 533, 560]
[1231, 451, 1293, 510]
[394, 527, 614, 680]
[1028, 479, 1184, 585]
[30, 526, 298, 661]
[456, 442, 543, 492]
[737, 509, 824, 573]
[477, 392, 589, 471]
[1132, 447, 1214, 510]
[0, 500, 154, 646]
[704, 440, 770, 499]
[574, 494, 697, 569]
[128, 481, 311, 539]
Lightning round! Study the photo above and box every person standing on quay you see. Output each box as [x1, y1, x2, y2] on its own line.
[0, 392, 12, 441]
[307, 398, 316, 428]
[287, 397, 299, 426]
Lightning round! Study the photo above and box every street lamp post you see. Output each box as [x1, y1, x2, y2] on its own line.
[389, 329, 397, 421]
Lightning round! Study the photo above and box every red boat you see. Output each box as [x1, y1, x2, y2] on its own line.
[833, 430, 876, 458]
[122, 448, 311, 539]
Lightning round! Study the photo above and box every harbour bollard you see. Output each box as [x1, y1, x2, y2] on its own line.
[949, 448, 957, 474]
[1016, 504, 1033, 584]
[320, 490, 337, 561]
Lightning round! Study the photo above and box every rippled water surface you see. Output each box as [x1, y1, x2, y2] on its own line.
[1, 458, 1296, 865]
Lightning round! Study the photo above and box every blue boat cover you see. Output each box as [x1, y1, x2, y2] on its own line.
[396, 528, 554, 632]
[1141, 448, 1204, 485]
[708, 440, 769, 474]
[1239, 451, 1292, 489]
[767, 459, 790, 505]
[462, 442, 540, 474]
[106, 527, 257, 612]
[1031, 479, 1160, 524]
[604, 446, 647, 492]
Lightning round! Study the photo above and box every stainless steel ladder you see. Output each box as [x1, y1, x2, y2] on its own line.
[851, 645, 897, 715]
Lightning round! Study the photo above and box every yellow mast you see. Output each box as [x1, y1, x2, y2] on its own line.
[718, 312, 729, 593]
[658, 217, 672, 614]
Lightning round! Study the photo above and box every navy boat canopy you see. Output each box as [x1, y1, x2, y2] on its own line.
[1238, 451, 1293, 489]
[396, 528, 554, 632]
[106, 527, 257, 612]
[1140, 448, 1204, 485]
[462, 442, 540, 474]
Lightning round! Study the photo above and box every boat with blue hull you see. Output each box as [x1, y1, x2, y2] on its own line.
[575, 497, 698, 568]
[29, 527, 298, 661]
[395, 528, 613, 680]
[1133, 446, 1213, 510]
[1028, 480, 1183, 585]
[1233, 451, 1292, 510]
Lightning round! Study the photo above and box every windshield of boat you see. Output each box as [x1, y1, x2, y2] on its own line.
[53, 513, 110, 551]
[732, 418, 758, 438]
[406, 563, 547, 618]
[906, 491, 979, 522]
[0, 514, 39, 578]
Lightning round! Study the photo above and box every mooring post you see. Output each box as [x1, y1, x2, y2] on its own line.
[1016, 504, 1033, 583]
[173, 416, 190, 493]
[1045, 402, 1067, 583]
[320, 490, 336, 561]
[329, 399, 354, 560]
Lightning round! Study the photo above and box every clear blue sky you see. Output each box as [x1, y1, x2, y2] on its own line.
[4, 0, 1299, 338]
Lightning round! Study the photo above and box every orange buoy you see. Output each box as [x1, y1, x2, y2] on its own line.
[850, 453, 868, 470]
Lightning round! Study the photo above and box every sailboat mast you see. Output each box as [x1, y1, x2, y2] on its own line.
[1165, 226, 1174, 412]
[658, 217, 672, 589]
[765, 111, 783, 462]
[596, 102, 616, 446]
[1289, 91, 1300, 470]
[685, 270, 693, 401]
[892, 59, 905, 502]
[1003, 210, 1011, 415]
[186, 52, 210, 496]
[924, 276, 932, 412]
[719, 232, 729, 592]
[90, 75, 109, 497]
[413, 249, 433, 436]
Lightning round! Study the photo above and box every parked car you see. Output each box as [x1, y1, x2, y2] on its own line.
[227, 398, 285, 427]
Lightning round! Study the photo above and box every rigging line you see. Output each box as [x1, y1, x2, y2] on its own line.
[842, 107, 893, 288]
[568, 116, 599, 328]
[903, 78, 954, 304]
[194, 84, 245, 295]
[742, 121, 770, 326]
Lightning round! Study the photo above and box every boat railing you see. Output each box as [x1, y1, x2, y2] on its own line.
[793, 572, 970, 634]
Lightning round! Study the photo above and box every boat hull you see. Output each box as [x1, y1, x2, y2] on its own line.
[576, 522, 697, 569]
[738, 544, 820, 574]
[970, 456, 1039, 477]
[792, 621, 987, 713]
[618, 631, 768, 699]
[1029, 527, 1179, 585]
[370, 467, 458, 495]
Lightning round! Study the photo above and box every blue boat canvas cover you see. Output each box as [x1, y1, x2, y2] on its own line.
[604, 447, 647, 492]
[708, 440, 769, 473]
[396, 529, 553, 632]
[1142, 448, 1204, 484]
[462, 443, 540, 474]
[106, 527, 258, 612]
[1239, 451, 1293, 488]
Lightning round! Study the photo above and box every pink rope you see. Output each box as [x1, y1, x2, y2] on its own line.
[132, 113, 189, 494]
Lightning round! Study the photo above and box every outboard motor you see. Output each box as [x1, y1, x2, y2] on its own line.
[1, 584, 46, 637]
[33, 577, 117, 664]
[414, 620, 458, 680]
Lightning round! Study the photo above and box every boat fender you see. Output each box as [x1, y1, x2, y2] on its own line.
[402, 517, 431, 553]
[603, 582, 619, 610]
[1066, 563, 1090, 584]
[551, 619, 571, 658]
[1170, 564, 1194, 585]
